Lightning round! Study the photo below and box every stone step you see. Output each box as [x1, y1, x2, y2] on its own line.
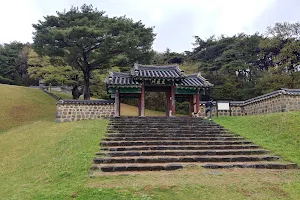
[91, 161, 298, 172]
[108, 127, 223, 130]
[108, 126, 225, 129]
[110, 118, 211, 122]
[96, 149, 268, 157]
[106, 129, 228, 133]
[102, 137, 244, 141]
[108, 122, 222, 127]
[100, 140, 253, 147]
[101, 144, 261, 152]
[106, 133, 237, 138]
[93, 155, 280, 164]
[108, 121, 217, 127]
[111, 117, 205, 120]
[108, 121, 216, 127]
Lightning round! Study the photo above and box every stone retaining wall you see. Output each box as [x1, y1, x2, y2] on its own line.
[198, 89, 300, 117]
[55, 89, 300, 122]
[56, 100, 115, 122]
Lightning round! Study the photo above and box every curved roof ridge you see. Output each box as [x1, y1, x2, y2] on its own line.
[134, 63, 179, 68]
[185, 73, 199, 77]
[134, 63, 183, 72]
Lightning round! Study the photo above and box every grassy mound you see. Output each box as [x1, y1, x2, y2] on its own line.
[1, 84, 300, 199]
[1, 120, 300, 200]
[0, 84, 57, 132]
[214, 112, 300, 165]
[0, 120, 126, 199]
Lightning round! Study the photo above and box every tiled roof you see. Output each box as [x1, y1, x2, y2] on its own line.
[198, 89, 300, 107]
[281, 88, 300, 95]
[243, 88, 300, 105]
[131, 64, 184, 79]
[104, 72, 139, 86]
[178, 73, 214, 88]
[104, 64, 213, 88]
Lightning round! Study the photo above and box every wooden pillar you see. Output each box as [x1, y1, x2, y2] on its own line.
[138, 96, 141, 116]
[115, 88, 120, 117]
[140, 83, 145, 117]
[166, 92, 170, 116]
[193, 94, 196, 113]
[195, 92, 200, 114]
[170, 84, 176, 116]
[189, 95, 194, 117]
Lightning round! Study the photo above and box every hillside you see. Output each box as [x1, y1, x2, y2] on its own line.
[214, 112, 300, 165]
[0, 84, 165, 132]
[1, 84, 300, 199]
[0, 84, 57, 131]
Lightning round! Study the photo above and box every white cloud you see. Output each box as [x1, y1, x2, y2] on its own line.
[0, 0, 278, 52]
[0, 0, 42, 44]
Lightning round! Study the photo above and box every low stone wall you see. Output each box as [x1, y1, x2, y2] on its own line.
[55, 89, 300, 121]
[243, 90, 300, 115]
[199, 103, 244, 117]
[243, 95, 284, 115]
[199, 89, 300, 117]
[56, 100, 115, 122]
[282, 95, 300, 111]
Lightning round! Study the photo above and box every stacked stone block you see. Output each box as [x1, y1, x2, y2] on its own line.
[54, 89, 300, 122]
[284, 95, 300, 111]
[198, 89, 300, 117]
[56, 100, 115, 122]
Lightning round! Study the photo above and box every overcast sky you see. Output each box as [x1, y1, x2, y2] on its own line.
[1, 0, 300, 52]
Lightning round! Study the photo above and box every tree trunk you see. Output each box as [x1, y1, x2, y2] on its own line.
[83, 71, 91, 100]
[72, 85, 83, 99]
[82, 52, 91, 100]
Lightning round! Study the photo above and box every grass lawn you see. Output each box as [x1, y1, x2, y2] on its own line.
[1, 119, 300, 200]
[121, 103, 166, 116]
[89, 168, 300, 200]
[0, 119, 121, 200]
[214, 112, 300, 165]
[0, 84, 56, 132]
[1, 84, 300, 199]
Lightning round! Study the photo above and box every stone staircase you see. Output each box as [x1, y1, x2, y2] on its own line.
[91, 117, 297, 173]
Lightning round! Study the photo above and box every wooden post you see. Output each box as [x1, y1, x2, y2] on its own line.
[138, 96, 141, 116]
[140, 83, 145, 117]
[115, 88, 120, 117]
[189, 95, 194, 117]
[166, 92, 170, 116]
[171, 84, 176, 116]
[193, 94, 196, 113]
[195, 92, 200, 114]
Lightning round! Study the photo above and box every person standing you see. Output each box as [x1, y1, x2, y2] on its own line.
[205, 99, 213, 120]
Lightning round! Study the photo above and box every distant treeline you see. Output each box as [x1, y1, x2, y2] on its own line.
[0, 4, 299, 113]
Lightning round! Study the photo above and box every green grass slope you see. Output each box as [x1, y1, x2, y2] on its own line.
[214, 112, 300, 165]
[0, 120, 127, 200]
[1, 84, 300, 199]
[0, 84, 57, 131]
